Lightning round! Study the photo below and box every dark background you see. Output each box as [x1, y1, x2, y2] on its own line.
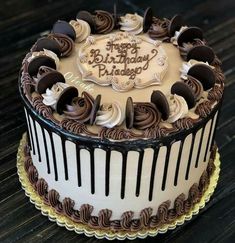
[0, 0, 235, 242]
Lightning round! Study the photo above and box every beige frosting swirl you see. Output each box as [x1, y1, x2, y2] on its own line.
[171, 26, 188, 45]
[180, 59, 213, 80]
[166, 94, 189, 123]
[42, 82, 69, 109]
[69, 19, 91, 42]
[119, 13, 143, 35]
[95, 101, 125, 128]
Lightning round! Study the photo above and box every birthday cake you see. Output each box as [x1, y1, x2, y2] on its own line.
[19, 7, 224, 235]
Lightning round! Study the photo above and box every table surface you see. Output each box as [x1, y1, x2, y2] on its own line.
[0, 0, 235, 242]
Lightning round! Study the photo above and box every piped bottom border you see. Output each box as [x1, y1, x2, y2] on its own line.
[17, 133, 221, 240]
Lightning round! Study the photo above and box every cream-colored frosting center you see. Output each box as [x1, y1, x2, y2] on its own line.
[58, 33, 183, 110]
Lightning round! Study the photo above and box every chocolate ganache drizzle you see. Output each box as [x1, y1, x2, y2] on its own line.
[23, 142, 217, 232]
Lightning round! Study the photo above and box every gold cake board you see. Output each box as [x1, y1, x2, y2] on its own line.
[17, 133, 221, 240]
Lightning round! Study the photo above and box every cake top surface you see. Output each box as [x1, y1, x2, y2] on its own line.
[20, 8, 225, 142]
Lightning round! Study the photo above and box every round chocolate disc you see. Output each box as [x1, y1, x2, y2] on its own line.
[112, 3, 119, 28]
[52, 20, 76, 41]
[151, 90, 170, 120]
[76, 10, 96, 33]
[188, 64, 215, 90]
[171, 81, 196, 109]
[143, 7, 153, 33]
[177, 27, 203, 47]
[56, 86, 79, 115]
[90, 94, 101, 125]
[28, 56, 56, 77]
[33, 37, 61, 57]
[168, 15, 183, 37]
[36, 70, 65, 94]
[187, 45, 215, 64]
[126, 97, 134, 129]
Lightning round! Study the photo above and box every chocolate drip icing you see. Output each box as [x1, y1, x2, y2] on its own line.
[179, 39, 205, 60]
[94, 10, 115, 34]
[208, 85, 223, 102]
[140, 207, 152, 228]
[148, 17, 170, 39]
[23, 143, 217, 231]
[60, 118, 97, 136]
[28, 165, 38, 184]
[48, 33, 74, 57]
[64, 92, 94, 123]
[99, 127, 143, 140]
[133, 103, 161, 130]
[195, 101, 212, 118]
[174, 193, 186, 216]
[80, 204, 93, 223]
[36, 178, 48, 197]
[63, 198, 75, 217]
[98, 209, 112, 228]
[184, 75, 203, 100]
[174, 117, 197, 130]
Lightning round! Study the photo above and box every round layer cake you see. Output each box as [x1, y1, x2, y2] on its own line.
[19, 7, 224, 234]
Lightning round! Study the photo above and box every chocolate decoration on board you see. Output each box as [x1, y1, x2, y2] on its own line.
[168, 15, 183, 37]
[188, 64, 215, 90]
[177, 27, 203, 47]
[126, 97, 134, 129]
[76, 10, 96, 33]
[28, 56, 56, 77]
[55, 86, 79, 115]
[171, 82, 196, 109]
[143, 7, 153, 33]
[52, 20, 76, 41]
[33, 37, 61, 57]
[151, 90, 170, 120]
[90, 94, 101, 125]
[187, 45, 215, 64]
[36, 70, 65, 94]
